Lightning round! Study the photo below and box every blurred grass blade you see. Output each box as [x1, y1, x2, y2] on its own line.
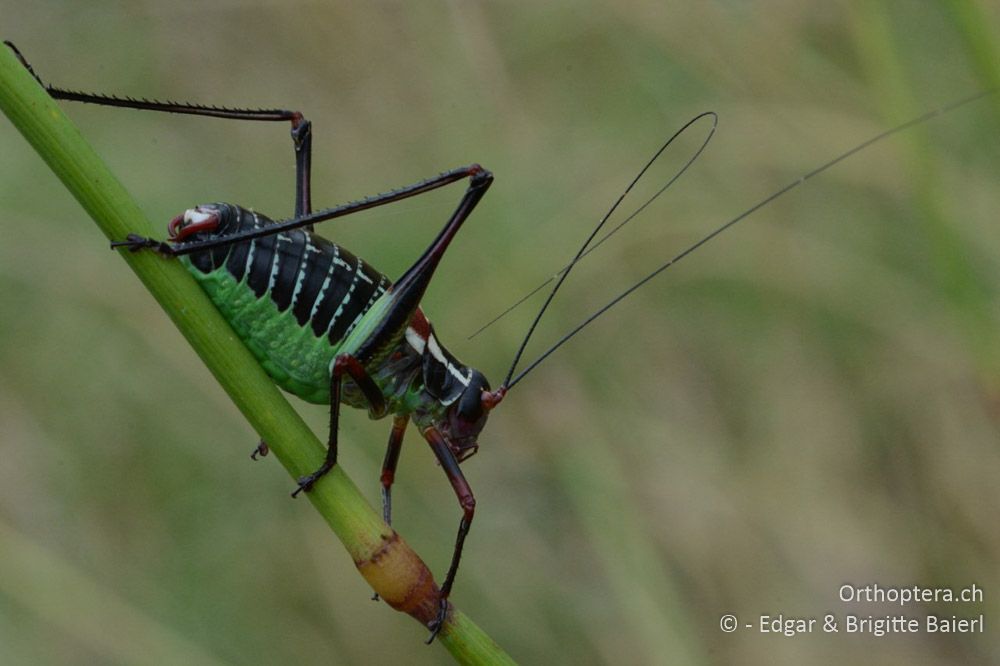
[944, 0, 1000, 122]
[0, 519, 227, 666]
[850, 1, 1000, 377]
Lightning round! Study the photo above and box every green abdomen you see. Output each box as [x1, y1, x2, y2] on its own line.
[186, 262, 338, 404]
[177, 205, 423, 412]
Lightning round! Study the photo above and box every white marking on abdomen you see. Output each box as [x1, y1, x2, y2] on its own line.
[343, 271, 385, 338]
[326, 255, 363, 338]
[357, 270, 373, 284]
[289, 237, 320, 309]
[310, 244, 341, 320]
[242, 239, 256, 280]
[267, 233, 293, 293]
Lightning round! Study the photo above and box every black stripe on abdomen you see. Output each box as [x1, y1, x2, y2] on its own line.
[290, 234, 337, 326]
[310, 245, 360, 337]
[268, 230, 309, 312]
[327, 256, 382, 344]
[194, 205, 393, 343]
[245, 226, 278, 297]
[222, 207, 253, 281]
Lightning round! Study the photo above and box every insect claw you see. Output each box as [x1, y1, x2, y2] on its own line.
[250, 440, 269, 460]
[291, 460, 336, 498]
[110, 233, 173, 255]
[424, 597, 450, 644]
[290, 476, 313, 498]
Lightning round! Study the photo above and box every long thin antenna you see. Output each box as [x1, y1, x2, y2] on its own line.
[501, 111, 719, 388]
[504, 88, 996, 391]
[466, 154, 693, 340]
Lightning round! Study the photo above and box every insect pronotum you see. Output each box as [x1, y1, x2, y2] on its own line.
[5, 41, 993, 643]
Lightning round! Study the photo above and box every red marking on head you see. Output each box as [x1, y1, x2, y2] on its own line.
[168, 209, 220, 241]
[167, 214, 185, 238]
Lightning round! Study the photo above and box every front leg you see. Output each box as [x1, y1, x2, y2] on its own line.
[291, 353, 385, 497]
[422, 426, 477, 643]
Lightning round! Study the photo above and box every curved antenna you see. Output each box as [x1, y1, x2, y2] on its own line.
[466, 147, 701, 340]
[504, 87, 996, 391]
[500, 111, 719, 388]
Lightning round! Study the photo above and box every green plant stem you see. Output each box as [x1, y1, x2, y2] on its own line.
[0, 44, 514, 666]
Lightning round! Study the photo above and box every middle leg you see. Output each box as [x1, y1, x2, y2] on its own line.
[380, 415, 409, 526]
[372, 414, 409, 602]
[292, 353, 387, 497]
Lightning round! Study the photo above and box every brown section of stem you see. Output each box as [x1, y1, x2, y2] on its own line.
[354, 531, 443, 624]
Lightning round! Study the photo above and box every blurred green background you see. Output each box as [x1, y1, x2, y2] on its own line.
[2, 1, 999, 664]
